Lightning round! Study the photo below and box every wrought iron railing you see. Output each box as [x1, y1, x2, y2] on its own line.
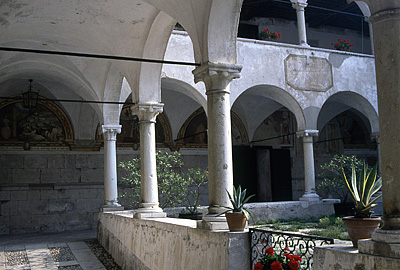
[249, 227, 334, 269]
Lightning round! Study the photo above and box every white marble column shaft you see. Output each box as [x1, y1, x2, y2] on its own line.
[291, 0, 310, 47]
[102, 125, 122, 208]
[133, 103, 166, 218]
[193, 62, 242, 226]
[297, 130, 319, 201]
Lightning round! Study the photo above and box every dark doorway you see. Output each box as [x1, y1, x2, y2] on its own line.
[233, 146, 293, 202]
[270, 149, 292, 201]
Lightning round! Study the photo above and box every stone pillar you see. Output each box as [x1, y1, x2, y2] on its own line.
[133, 103, 166, 218]
[101, 124, 124, 211]
[369, 6, 400, 243]
[297, 130, 319, 201]
[193, 62, 242, 230]
[366, 18, 375, 55]
[291, 0, 310, 47]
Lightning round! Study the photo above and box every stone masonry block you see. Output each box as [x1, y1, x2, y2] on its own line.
[24, 154, 48, 168]
[47, 154, 66, 168]
[56, 189, 79, 199]
[65, 154, 76, 168]
[27, 190, 41, 200]
[0, 154, 23, 168]
[1, 200, 18, 216]
[0, 215, 10, 235]
[40, 168, 61, 183]
[0, 190, 10, 201]
[86, 198, 103, 212]
[48, 201, 74, 212]
[81, 168, 103, 183]
[41, 189, 56, 200]
[79, 188, 99, 199]
[12, 169, 40, 184]
[75, 154, 88, 168]
[87, 154, 104, 169]
[13, 191, 28, 201]
[59, 168, 81, 183]
[0, 169, 12, 184]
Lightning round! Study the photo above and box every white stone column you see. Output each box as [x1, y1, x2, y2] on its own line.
[101, 124, 123, 210]
[367, 18, 375, 55]
[291, 0, 310, 47]
[297, 130, 319, 201]
[133, 103, 166, 218]
[193, 62, 242, 229]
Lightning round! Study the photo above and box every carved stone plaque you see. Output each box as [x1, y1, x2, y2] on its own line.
[285, 54, 333, 92]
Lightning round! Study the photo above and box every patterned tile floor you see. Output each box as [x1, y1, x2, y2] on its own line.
[0, 231, 107, 270]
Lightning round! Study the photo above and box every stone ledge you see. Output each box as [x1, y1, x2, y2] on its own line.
[359, 239, 400, 259]
[314, 244, 400, 270]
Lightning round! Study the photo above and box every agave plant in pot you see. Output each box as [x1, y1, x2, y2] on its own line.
[218, 185, 255, 232]
[342, 162, 382, 247]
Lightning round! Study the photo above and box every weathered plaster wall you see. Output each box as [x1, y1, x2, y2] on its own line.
[97, 211, 250, 270]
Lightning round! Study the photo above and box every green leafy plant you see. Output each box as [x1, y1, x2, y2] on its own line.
[182, 168, 208, 214]
[119, 151, 191, 209]
[342, 162, 382, 218]
[219, 185, 255, 220]
[317, 155, 364, 202]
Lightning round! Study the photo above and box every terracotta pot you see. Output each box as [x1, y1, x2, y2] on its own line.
[225, 212, 247, 232]
[343, 216, 381, 248]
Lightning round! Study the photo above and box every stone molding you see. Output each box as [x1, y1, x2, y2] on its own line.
[132, 103, 164, 123]
[291, 0, 308, 10]
[102, 125, 122, 141]
[192, 62, 242, 92]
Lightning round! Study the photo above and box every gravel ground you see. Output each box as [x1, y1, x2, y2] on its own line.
[85, 239, 121, 270]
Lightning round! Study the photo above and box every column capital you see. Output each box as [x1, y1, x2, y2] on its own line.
[132, 103, 164, 123]
[102, 125, 122, 141]
[371, 132, 380, 142]
[296, 130, 318, 138]
[192, 62, 242, 92]
[291, 0, 308, 10]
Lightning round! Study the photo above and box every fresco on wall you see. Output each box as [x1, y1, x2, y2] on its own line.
[0, 101, 67, 143]
[253, 109, 295, 148]
[316, 111, 370, 155]
[183, 111, 208, 145]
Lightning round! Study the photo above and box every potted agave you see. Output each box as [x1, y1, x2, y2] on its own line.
[219, 185, 255, 232]
[342, 162, 382, 247]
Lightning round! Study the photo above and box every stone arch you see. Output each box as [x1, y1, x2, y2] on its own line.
[318, 91, 379, 134]
[316, 91, 379, 156]
[232, 84, 306, 142]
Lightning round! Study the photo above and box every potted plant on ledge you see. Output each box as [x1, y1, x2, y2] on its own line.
[219, 185, 255, 232]
[342, 162, 382, 247]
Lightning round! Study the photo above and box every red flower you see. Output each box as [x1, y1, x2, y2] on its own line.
[265, 247, 274, 256]
[331, 42, 334, 45]
[268, 33, 271, 37]
[271, 261, 282, 270]
[284, 253, 292, 260]
[351, 44, 354, 46]
[284, 247, 290, 252]
[288, 260, 300, 270]
[338, 38, 342, 41]
[254, 262, 263, 270]
[292, 255, 302, 262]
[278, 33, 281, 38]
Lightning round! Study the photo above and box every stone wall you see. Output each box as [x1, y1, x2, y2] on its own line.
[97, 211, 250, 270]
[0, 152, 105, 235]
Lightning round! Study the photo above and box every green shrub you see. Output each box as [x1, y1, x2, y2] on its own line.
[317, 155, 364, 202]
[119, 151, 208, 210]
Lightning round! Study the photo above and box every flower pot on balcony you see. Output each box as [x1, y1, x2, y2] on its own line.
[225, 212, 247, 232]
[343, 216, 381, 248]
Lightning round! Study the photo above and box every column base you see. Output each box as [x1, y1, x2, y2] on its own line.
[134, 203, 166, 219]
[358, 238, 400, 259]
[299, 193, 320, 202]
[198, 215, 229, 231]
